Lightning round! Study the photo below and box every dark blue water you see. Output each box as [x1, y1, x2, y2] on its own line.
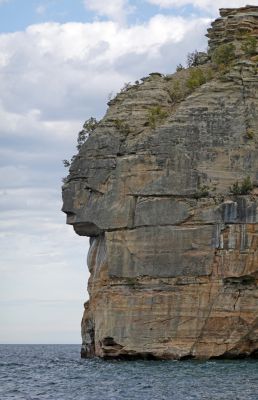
[1, 345, 258, 400]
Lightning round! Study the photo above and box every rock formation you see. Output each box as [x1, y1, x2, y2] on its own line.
[62, 6, 258, 359]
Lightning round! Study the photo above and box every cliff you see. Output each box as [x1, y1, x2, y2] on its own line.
[62, 6, 258, 360]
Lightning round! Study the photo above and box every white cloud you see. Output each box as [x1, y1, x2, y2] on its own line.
[83, 0, 135, 23]
[0, 16, 209, 121]
[147, 0, 258, 13]
[0, 183, 89, 343]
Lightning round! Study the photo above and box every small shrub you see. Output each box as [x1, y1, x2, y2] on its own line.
[147, 106, 168, 129]
[241, 176, 253, 194]
[186, 68, 206, 90]
[63, 159, 71, 168]
[187, 51, 209, 67]
[194, 185, 210, 199]
[211, 43, 236, 66]
[83, 117, 98, 133]
[77, 117, 99, 150]
[114, 119, 130, 134]
[239, 29, 250, 37]
[246, 128, 255, 139]
[241, 35, 257, 56]
[149, 72, 163, 77]
[62, 117, 98, 169]
[120, 82, 131, 92]
[124, 277, 141, 289]
[230, 181, 241, 195]
[205, 66, 214, 81]
[176, 63, 184, 72]
[170, 67, 213, 101]
[169, 80, 184, 102]
[62, 155, 76, 168]
[230, 176, 253, 195]
[126, 277, 137, 286]
[187, 50, 199, 67]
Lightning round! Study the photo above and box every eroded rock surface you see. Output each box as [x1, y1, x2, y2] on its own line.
[62, 6, 258, 359]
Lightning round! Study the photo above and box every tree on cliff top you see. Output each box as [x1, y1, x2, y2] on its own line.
[63, 117, 99, 168]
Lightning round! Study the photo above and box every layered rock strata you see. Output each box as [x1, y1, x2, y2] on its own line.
[62, 6, 258, 359]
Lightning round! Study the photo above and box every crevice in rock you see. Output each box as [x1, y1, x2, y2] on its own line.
[179, 354, 195, 360]
[223, 275, 256, 287]
[81, 302, 95, 358]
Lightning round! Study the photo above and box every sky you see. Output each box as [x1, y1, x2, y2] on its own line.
[1, 0, 258, 344]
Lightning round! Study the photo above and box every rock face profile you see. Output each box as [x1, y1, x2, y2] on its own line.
[62, 6, 258, 359]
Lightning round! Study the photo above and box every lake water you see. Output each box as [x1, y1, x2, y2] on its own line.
[1, 344, 258, 399]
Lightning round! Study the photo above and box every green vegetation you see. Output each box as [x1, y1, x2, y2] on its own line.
[114, 118, 130, 134]
[230, 176, 253, 195]
[147, 106, 168, 129]
[140, 76, 149, 82]
[62, 159, 71, 168]
[176, 63, 184, 72]
[63, 116, 99, 168]
[246, 128, 255, 139]
[186, 68, 206, 90]
[211, 43, 236, 66]
[77, 117, 99, 151]
[62, 156, 74, 169]
[124, 277, 141, 289]
[169, 79, 184, 102]
[149, 72, 163, 77]
[125, 277, 137, 286]
[187, 50, 199, 67]
[169, 67, 214, 103]
[193, 185, 210, 199]
[121, 82, 131, 92]
[241, 35, 257, 56]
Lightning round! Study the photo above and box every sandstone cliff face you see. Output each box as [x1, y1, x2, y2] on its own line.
[62, 6, 258, 359]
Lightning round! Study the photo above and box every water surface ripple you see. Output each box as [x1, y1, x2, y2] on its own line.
[0, 345, 258, 399]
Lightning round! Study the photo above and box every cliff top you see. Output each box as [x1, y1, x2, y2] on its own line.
[63, 4, 258, 238]
[207, 5, 258, 52]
